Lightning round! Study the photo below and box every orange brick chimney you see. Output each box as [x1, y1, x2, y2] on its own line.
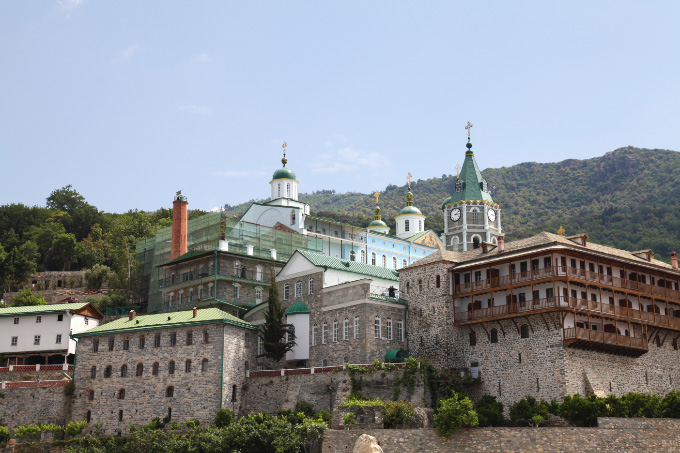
[498, 235, 505, 252]
[171, 191, 189, 260]
[672, 252, 678, 270]
[129, 310, 136, 320]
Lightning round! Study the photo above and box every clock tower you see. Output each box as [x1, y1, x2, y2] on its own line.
[441, 125, 502, 251]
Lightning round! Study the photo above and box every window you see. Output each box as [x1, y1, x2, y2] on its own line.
[374, 317, 382, 339]
[469, 332, 476, 346]
[185, 360, 192, 372]
[350, 250, 356, 261]
[36, 316, 41, 323]
[386, 319, 392, 340]
[403, 259, 408, 268]
[405, 220, 410, 232]
[13, 318, 18, 325]
[186, 332, 193, 346]
[84, 317, 88, 325]
[123, 337, 130, 350]
[56, 334, 62, 344]
[418, 220, 423, 231]
[170, 333, 177, 347]
[490, 329, 498, 343]
[118, 410, 124, 422]
[333, 321, 339, 342]
[322, 323, 328, 344]
[393, 256, 397, 269]
[118, 388, 125, 400]
[436, 275, 441, 288]
[57, 314, 63, 322]
[418, 279, 423, 293]
[86, 410, 91, 423]
[277, 183, 281, 197]
[295, 281, 302, 298]
[202, 358, 209, 372]
[154, 334, 161, 348]
[256, 266, 263, 281]
[10, 336, 17, 346]
[104, 366, 112, 378]
[371, 252, 377, 266]
[397, 320, 404, 342]
[312, 325, 317, 346]
[139, 336, 145, 349]
[203, 330, 209, 344]
[520, 324, 530, 339]
[88, 389, 95, 401]
[322, 359, 328, 367]
[256, 287, 263, 303]
[291, 210, 296, 225]
[34, 335, 40, 345]
[288, 325, 296, 343]
[284, 284, 290, 300]
[92, 339, 99, 352]
[361, 250, 366, 263]
[257, 336, 264, 355]
[354, 317, 359, 339]
[166, 386, 174, 397]
[106, 337, 114, 351]
[136, 363, 143, 377]
[286, 183, 290, 197]
[152, 362, 159, 376]
[381, 255, 387, 267]
[120, 365, 128, 377]
[233, 284, 240, 299]
[198, 286, 203, 299]
[343, 318, 349, 340]
[308, 278, 314, 294]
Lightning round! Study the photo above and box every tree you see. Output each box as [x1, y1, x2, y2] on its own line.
[46, 185, 101, 240]
[50, 233, 77, 270]
[257, 273, 295, 362]
[0, 245, 37, 293]
[433, 393, 478, 437]
[11, 288, 47, 307]
[85, 264, 112, 289]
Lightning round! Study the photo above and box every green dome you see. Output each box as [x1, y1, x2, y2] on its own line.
[272, 167, 297, 180]
[285, 301, 310, 315]
[368, 219, 388, 228]
[399, 205, 422, 216]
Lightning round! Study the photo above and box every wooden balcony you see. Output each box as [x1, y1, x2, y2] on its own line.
[454, 266, 680, 301]
[563, 327, 648, 356]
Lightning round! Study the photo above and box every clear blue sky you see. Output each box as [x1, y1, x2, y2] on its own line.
[1, 1, 678, 213]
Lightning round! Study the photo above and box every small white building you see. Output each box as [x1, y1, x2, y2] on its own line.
[0, 302, 103, 365]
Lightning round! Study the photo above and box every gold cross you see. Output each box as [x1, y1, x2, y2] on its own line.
[455, 164, 461, 178]
[465, 121, 473, 137]
[282, 141, 287, 158]
[406, 172, 413, 189]
[374, 191, 380, 204]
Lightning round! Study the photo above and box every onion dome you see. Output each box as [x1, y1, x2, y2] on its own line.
[272, 155, 297, 181]
[399, 190, 422, 215]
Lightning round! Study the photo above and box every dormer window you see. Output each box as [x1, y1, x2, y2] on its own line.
[455, 180, 463, 192]
[482, 180, 488, 192]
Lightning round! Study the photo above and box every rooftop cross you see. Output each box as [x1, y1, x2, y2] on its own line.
[455, 164, 461, 178]
[374, 191, 380, 204]
[406, 172, 413, 189]
[282, 141, 287, 159]
[465, 121, 473, 138]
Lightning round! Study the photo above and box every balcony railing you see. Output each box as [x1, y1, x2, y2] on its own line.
[159, 269, 268, 289]
[563, 326, 648, 355]
[454, 266, 680, 300]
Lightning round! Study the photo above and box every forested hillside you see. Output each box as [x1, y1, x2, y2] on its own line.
[225, 146, 680, 261]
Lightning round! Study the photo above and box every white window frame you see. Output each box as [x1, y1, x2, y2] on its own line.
[255, 287, 263, 304]
[397, 320, 404, 342]
[322, 324, 328, 344]
[284, 284, 290, 300]
[256, 266, 263, 281]
[386, 319, 392, 340]
[382, 255, 387, 268]
[374, 317, 382, 339]
[295, 281, 302, 298]
[308, 278, 314, 294]
[56, 334, 62, 344]
[257, 336, 263, 355]
[371, 252, 377, 266]
[11, 336, 17, 346]
[312, 325, 317, 346]
[393, 257, 397, 269]
[333, 321, 339, 343]
[34, 335, 41, 345]
[354, 316, 359, 339]
[403, 258, 408, 268]
[343, 318, 349, 340]
[361, 250, 366, 263]
[233, 284, 240, 299]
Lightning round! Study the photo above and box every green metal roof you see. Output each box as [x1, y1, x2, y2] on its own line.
[367, 219, 388, 228]
[384, 349, 410, 361]
[397, 206, 423, 216]
[285, 301, 311, 315]
[0, 302, 91, 317]
[272, 167, 297, 181]
[296, 250, 399, 281]
[442, 141, 495, 209]
[72, 307, 256, 337]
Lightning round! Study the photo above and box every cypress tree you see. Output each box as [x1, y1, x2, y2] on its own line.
[257, 272, 295, 362]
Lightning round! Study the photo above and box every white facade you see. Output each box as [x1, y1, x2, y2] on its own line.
[395, 213, 426, 239]
[285, 312, 310, 361]
[270, 178, 299, 201]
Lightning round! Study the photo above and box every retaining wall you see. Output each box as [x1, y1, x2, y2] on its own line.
[0, 381, 71, 431]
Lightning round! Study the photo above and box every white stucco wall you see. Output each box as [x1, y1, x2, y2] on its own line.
[286, 313, 310, 361]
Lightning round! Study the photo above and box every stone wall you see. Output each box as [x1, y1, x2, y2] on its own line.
[322, 425, 680, 452]
[0, 384, 70, 431]
[0, 365, 72, 383]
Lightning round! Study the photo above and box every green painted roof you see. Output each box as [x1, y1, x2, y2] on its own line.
[398, 206, 423, 216]
[285, 301, 311, 315]
[296, 250, 399, 281]
[368, 219, 388, 228]
[72, 307, 256, 337]
[0, 302, 91, 317]
[442, 142, 494, 209]
[384, 349, 410, 361]
[272, 167, 297, 180]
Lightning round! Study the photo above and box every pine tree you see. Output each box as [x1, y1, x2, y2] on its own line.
[257, 273, 295, 362]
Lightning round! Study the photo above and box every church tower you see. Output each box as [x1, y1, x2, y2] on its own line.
[395, 174, 426, 239]
[366, 192, 390, 235]
[441, 123, 502, 251]
[270, 141, 299, 201]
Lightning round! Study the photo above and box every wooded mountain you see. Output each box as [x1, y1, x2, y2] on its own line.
[225, 147, 680, 262]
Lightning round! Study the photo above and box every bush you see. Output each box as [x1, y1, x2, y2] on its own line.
[294, 401, 315, 418]
[509, 396, 550, 426]
[316, 410, 332, 423]
[662, 391, 680, 418]
[63, 420, 87, 438]
[0, 426, 9, 443]
[141, 418, 165, 432]
[85, 264, 112, 289]
[621, 392, 661, 418]
[64, 380, 76, 396]
[10, 289, 47, 307]
[475, 394, 504, 427]
[184, 418, 200, 429]
[382, 400, 417, 428]
[433, 393, 479, 437]
[558, 394, 606, 426]
[343, 412, 357, 428]
[214, 408, 235, 428]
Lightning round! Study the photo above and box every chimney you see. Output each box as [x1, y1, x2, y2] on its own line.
[271, 249, 277, 260]
[171, 191, 189, 260]
[129, 310, 136, 320]
[247, 244, 254, 256]
[192, 307, 197, 318]
[672, 252, 678, 270]
[498, 236, 505, 252]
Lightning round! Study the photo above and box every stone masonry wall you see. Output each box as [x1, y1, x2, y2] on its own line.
[0, 386, 70, 431]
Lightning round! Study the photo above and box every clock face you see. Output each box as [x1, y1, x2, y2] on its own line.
[450, 208, 461, 222]
[488, 209, 496, 222]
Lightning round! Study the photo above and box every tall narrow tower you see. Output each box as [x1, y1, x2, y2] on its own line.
[171, 191, 189, 260]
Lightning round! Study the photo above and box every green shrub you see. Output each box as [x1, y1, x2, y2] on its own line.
[184, 418, 200, 429]
[662, 391, 680, 418]
[338, 396, 384, 408]
[294, 401, 315, 418]
[316, 410, 332, 423]
[168, 421, 181, 430]
[142, 418, 165, 432]
[531, 415, 544, 427]
[558, 394, 600, 426]
[64, 380, 76, 396]
[382, 400, 417, 428]
[433, 393, 478, 437]
[475, 394, 504, 426]
[63, 420, 87, 438]
[214, 408, 235, 428]
[509, 396, 550, 426]
[621, 392, 661, 418]
[0, 426, 9, 443]
[342, 412, 357, 427]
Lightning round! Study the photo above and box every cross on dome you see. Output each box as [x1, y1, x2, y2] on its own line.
[406, 172, 413, 189]
[465, 121, 473, 137]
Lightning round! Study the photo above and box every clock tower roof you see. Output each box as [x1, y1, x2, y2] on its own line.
[442, 139, 495, 210]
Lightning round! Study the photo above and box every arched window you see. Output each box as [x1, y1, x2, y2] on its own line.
[295, 280, 302, 298]
[674, 338, 679, 351]
[403, 259, 408, 268]
[286, 183, 290, 197]
[86, 410, 91, 423]
[90, 366, 97, 379]
[349, 250, 356, 261]
[198, 286, 203, 299]
[152, 362, 159, 376]
[360, 250, 366, 263]
[120, 364, 128, 377]
[202, 358, 209, 372]
[136, 363, 144, 377]
[393, 256, 397, 269]
[308, 278, 314, 294]
[256, 266, 263, 281]
[374, 317, 382, 339]
[436, 275, 441, 288]
[381, 255, 387, 268]
[469, 331, 477, 346]
[168, 361, 175, 375]
[185, 359, 192, 372]
[118, 388, 125, 400]
[490, 329, 498, 344]
[471, 210, 479, 224]
[255, 287, 263, 303]
[277, 183, 281, 198]
[322, 359, 328, 367]
[371, 252, 377, 266]
[472, 236, 481, 248]
[406, 281, 410, 294]
[520, 324, 530, 339]
[291, 210, 296, 225]
[405, 220, 410, 232]
[104, 365, 112, 378]
[166, 386, 174, 397]
[419, 220, 423, 231]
